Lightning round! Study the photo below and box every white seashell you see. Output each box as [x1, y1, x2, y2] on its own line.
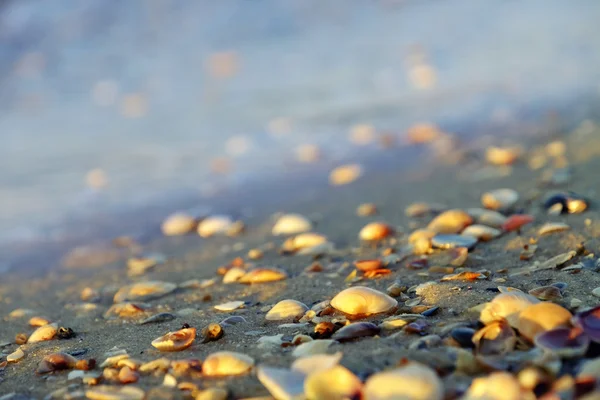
[481, 188, 519, 211]
[223, 267, 246, 284]
[292, 340, 335, 358]
[161, 213, 196, 236]
[266, 300, 309, 321]
[7, 347, 24, 362]
[538, 222, 571, 236]
[214, 301, 245, 311]
[479, 292, 539, 328]
[461, 225, 502, 241]
[291, 352, 343, 375]
[197, 215, 235, 238]
[257, 366, 306, 400]
[113, 281, 176, 303]
[163, 373, 177, 387]
[85, 385, 145, 400]
[363, 363, 444, 400]
[28, 323, 58, 343]
[272, 214, 312, 236]
[462, 372, 525, 400]
[304, 365, 362, 400]
[330, 286, 397, 316]
[202, 351, 255, 377]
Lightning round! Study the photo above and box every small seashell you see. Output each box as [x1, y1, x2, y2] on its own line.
[380, 318, 408, 330]
[528, 286, 563, 301]
[329, 164, 363, 186]
[257, 366, 306, 400]
[479, 292, 539, 327]
[472, 319, 516, 355]
[272, 214, 312, 236]
[461, 225, 502, 241]
[282, 233, 329, 253]
[431, 247, 469, 267]
[481, 188, 519, 211]
[538, 222, 571, 236]
[304, 365, 362, 400]
[572, 305, 600, 342]
[201, 323, 224, 343]
[197, 215, 236, 237]
[100, 354, 129, 368]
[356, 203, 378, 217]
[219, 316, 247, 326]
[85, 386, 145, 400]
[214, 301, 246, 311]
[195, 388, 228, 400]
[151, 327, 196, 351]
[81, 287, 101, 302]
[118, 366, 139, 384]
[355, 259, 383, 272]
[359, 222, 394, 241]
[8, 308, 36, 318]
[292, 340, 335, 357]
[37, 352, 78, 374]
[405, 202, 446, 218]
[139, 358, 171, 373]
[331, 322, 380, 342]
[386, 282, 406, 297]
[202, 351, 255, 377]
[534, 327, 590, 358]
[291, 352, 343, 375]
[517, 302, 573, 341]
[161, 212, 197, 236]
[467, 208, 507, 229]
[223, 267, 246, 284]
[501, 214, 534, 232]
[113, 281, 176, 303]
[330, 286, 397, 316]
[29, 316, 51, 327]
[266, 300, 309, 321]
[431, 234, 477, 250]
[427, 209, 473, 234]
[363, 363, 444, 400]
[405, 320, 429, 334]
[28, 323, 58, 343]
[408, 229, 437, 244]
[462, 372, 525, 400]
[127, 253, 165, 276]
[7, 347, 24, 363]
[170, 359, 203, 377]
[239, 268, 288, 284]
[543, 191, 588, 215]
[364, 269, 392, 279]
[485, 146, 521, 165]
[138, 312, 176, 325]
[257, 334, 284, 350]
[104, 302, 149, 319]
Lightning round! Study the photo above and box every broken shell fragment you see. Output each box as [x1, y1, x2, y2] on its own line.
[151, 327, 196, 351]
[202, 351, 255, 377]
[472, 320, 516, 355]
[461, 225, 501, 242]
[223, 267, 246, 284]
[113, 281, 176, 303]
[304, 365, 362, 400]
[534, 327, 590, 358]
[538, 222, 571, 236]
[363, 363, 443, 400]
[197, 215, 236, 237]
[431, 247, 468, 267]
[272, 213, 312, 236]
[359, 222, 394, 241]
[517, 302, 573, 341]
[481, 188, 519, 211]
[239, 267, 288, 284]
[331, 322, 380, 342]
[161, 212, 197, 236]
[543, 192, 588, 215]
[485, 146, 521, 165]
[7, 347, 24, 363]
[479, 292, 539, 327]
[28, 323, 58, 343]
[266, 300, 309, 321]
[104, 303, 149, 319]
[427, 209, 473, 234]
[572, 305, 600, 342]
[37, 352, 78, 374]
[330, 286, 397, 316]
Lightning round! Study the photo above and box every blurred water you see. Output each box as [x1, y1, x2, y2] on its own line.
[1, 0, 600, 249]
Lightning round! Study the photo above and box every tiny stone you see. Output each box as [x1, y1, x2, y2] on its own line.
[592, 288, 600, 298]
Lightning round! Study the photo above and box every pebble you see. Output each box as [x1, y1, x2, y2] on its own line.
[113, 281, 176, 303]
[330, 286, 397, 316]
[28, 323, 58, 343]
[257, 366, 306, 400]
[6, 348, 24, 363]
[304, 365, 362, 400]
[151, 327, 196, 351]
[516, 302, 572, 341]
[481, 188, 519, 211]
[197, 215, 237, 238]
[214, 301, 246, 311]
[363, 363, 443, 400]
[266, 300, 309, 321]
[161, 213, 196, 236]
[501, 214, 534, 232]
[202, 351, 255, 377]
[431, 234, 477, 250]
[592, 288, 600, 298]
[466, 208, 507, 229]
[329, 164, 363, 186]
[461, 225, 501, 241]
[538, 222, 571, 236]
[359, 222, 394, 241]
[272, 214, 312, 236]
[427, 209, 473, 234]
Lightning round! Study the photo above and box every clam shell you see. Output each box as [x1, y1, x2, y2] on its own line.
[197, 215, 235, 237]
[202, 351, 255, 377]
[139, 358, 171, 373]
[239, 268, 288, 284]
[282, 233, 328, 252]
[161, 213, 196, 236]
[355, 259, 383, 272]
[359, 222, 394, 241]
[304, 365, 362, 400]
[37, 352, 77, 374]
[104, 302, 149, 319]
[538, 222, 571, 236]
[151, 328, 196, 351]
[291, 352, 343, 375]
[330, 286, 397, 316]
[28, 323, 58, 343]
[29, 316, 52, 327]
[479, 292, 539, 327]
[257, 366, 306, 400]
[266, 300, 309, 321]
[572, 305, 600, 342]
[461, 225, 501, 241]
[292, 340, 335, 357]
[214, 301, 245, 311]
[534, 327, 590, 358]
[223, 267, 246, 284]
[113, 281, 176, 303]
[430, 247, 468, 267]
[272, 214, 312, 236]
[528, 285, 563, 301]
[517, 302, 573, 341]
[463, 372, 525, 400]
[331, 322, 380, 342]
[356, 203, 378, 217]
[408, 229, 436, 244]
[363, 363, 443, 400]
[118, 366, 139, 384]
[427, 209, 473, 234]
[481, 188, 519, 211]
[329, 164, 363, 186]
[85, 386, 145, 400]
[485, 146, 521, 165]
[472, 319, 516, 355]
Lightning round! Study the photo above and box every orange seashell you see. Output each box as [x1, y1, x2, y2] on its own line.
[427, 210, 473, 234]
[364, 269, 392, 279]
[502, 214, 534, 232]
[517, 302, 572, 342]
[359, 222, 394, 241]
[151, 328, 196, 351]
[355, 259, 383, 272]
[118, 366, 139, 384]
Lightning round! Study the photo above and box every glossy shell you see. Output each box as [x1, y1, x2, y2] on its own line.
[359, 222, 394, 241]
[151, 328, 196, 351]
[304, 365, 362, 400]
[239, 268, 288, 284]
[272, 214, 312, 236]
[479, 292, 539, 327]
[481, 188, 519, 211]
[265, 300, 309, 321]
[202, 351, 255, 377]
[161, 213, 196, 236]
[363, 363, 444, 400]
[516, 302, 572, 341]
[427, 209, 473, 234]
[330, 286, 397, 316]
[28, 323, 58, 343]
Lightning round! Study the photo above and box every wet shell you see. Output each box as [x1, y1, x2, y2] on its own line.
[104, 303, 149, 319]
[161, 213, 196, 236]
[266, 300, 309, 321]
[481, 188, 519, 211]
[463, 372, 525, 400]
[85, 386, 145, 400]
[197, 215, 235, 238]
[239, 268, 288, 284]
[331, 322, 380, 342]
[214, 301, 245, 312]
[282, 233, 328, 253]
[113, 281, 176, 303]
[292, 340, 335, 358]
[534, 327, 590, 358]
[516, 302, 572, 341]
[364, 364, 443, 400]
[572, 305, 600, 342]
[37, 352, 78, 374]
[28, 323, 58, 343]
[528, 286, 563, 301]
[472, 319, 516, 355]
[501, 214, 534, 232]
[479, 292, 539, 327]
[202, 351, 255, 377]
[257, 366, 306, 400]
[291, 352, 343, 375]
[304, 365, 362, 400]
[359, 222, 394, 241]
[461, 225, 501, 241]
[427, 209, 473, 234]
[355, 259, 383, 272]
[272, 214, 312, 236]
[538, 222, 571, 236]
[330, 286, 397, 316]
[329, 164, 363, 186]
[151, 328, 196, 351]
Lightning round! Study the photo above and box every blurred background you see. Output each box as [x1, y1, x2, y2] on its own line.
[1, 0, 600, 267]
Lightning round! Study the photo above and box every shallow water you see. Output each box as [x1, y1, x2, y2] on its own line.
[1, 0, 600, 266]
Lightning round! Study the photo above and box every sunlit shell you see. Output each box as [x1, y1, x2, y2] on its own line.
[461, 225, 501, 241]
[572, 305, 600, 342]
[272, 214, 312, 236]
[202, 351, 254, 377]
[266, 300, 309, 321]
[113, 281, 176, 303]
[332, 322, 380, 342]
[214, 301, 245, 312]
[37, 352, 78, 374]
[330, 286, 397, 316]
[161, 213, 196, 236]
[239, 268, 288, 284]
[359, 222, 394, 241]
[104, 303, 149, 319]
[170, 359, 203, 377]
[304, 365, 362, 400]
[282, 233, 328, 252]
[139, 358, 171, 374]
[292, 340, 335, 358]
[363, 363, 444, 400]
[117, 367, 139, 384]
[151, 328, 196, 351]
[408, 229, 437, 244]
[485, 146, 521, 166]
[201, 323, 224, 343]
[197, 215, 235, 238]
[534, 327, 590, 358]
[538, 222, 571, 236]
[223, 267, 246, 284]
[463, 372, 525, 400]
[431, 247, 468, 267]
[467, 208, 507, 229]
[85, 386, 145, 400]
[528, 286, 563, 301]
[441, 271, 485, 282]
[329, 164, 363, 186]
[81, 287, 101, 302]
[355, 259, 383, 272]
[8, 308, 36, 318]
[127, 253, 165, 276]
[356, 203, 378, 217]
[517, 302, 573, 341]
[291, 352, 343, 375]
[7, 347, 24, 362]
[364, 269, 392, 279]
[479, 292, 539, 327]
[257, 366, 306, 400]
[481, 188, 519, 211]
[28, 323, 58, 343]
[501, 214, 534, 232]
[472, 319, 516, 355]
[432, 234, 477, 250]
[427, 209, 473, 234]
[405, 202, 446, 218]
[29, 316, 52, 327]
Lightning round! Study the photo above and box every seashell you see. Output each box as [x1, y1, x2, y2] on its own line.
[359, 222, 394, 241]
[461, 225, 501, 241]
[450, 327, 476, 348]
[239, 267, 288, 284]
[113, 281, 176, 303]
[408, 334, 442, 350]
[118, 366, 139, 384]
[501, 214, 534, 232]
[528, 286, 563, 301]
[462, 372, 526, 400]
[466, 208, 507, 228]
[291, 352, 343, 375]
[431, 247, 469, 267]
[272, 213, 312, 236]
[202, 351, 255, 377]
[408, 229, 437, 244]
[479, 292, 539, 327]
[127, 253, 165, 276]
[257, 366, 306, 400]
[282, 233, 330, 254]
[364, 269, 392, 279]
[431, 234, 477, 250]
[405, 320, 429, 334]
[572, 305, 600, 342]
[139, 358, 171, 374]
[485, 146, 521, 165]
[100, 354, 129, 368]
[85, 386, 145, 400]
[534, 327, 590, 358]
[427, 209, 473, 234]
[197, 215, 235, 237]
[386, 282, 406, 297]
[292, 340, 335, 357]
[329, 164, 363, 186]
[517, 302, 573, 342]
[330, 286, 397, 316]
[219, 316, 247, 326]
[170, 359, 203, 377]
[195, 388, 228, 400]
[8, 308, 36, 318]
[331, 322, 380, 342]
[37, 352, 78, 374]
[223, 267, 246, 284]
[481, 188, 519, 211]
[257, 334, 284, 350]
[28, 323, 58, 343]
[151, 327, 196, 351]
[538, 222, 571, 236]
[380, 318, 409, 330]
[363, 363, 444, 400]
[138, 312, 176, 325]
[161, 212, 197, 236]
[405, 202, 446, 218]
[266, 300, 309, 321]
[29, 316, 52, 327]
[7, 347, 24, 363]
[356, 203, 378, 217]
[472, 319, 516, 355]
[104, 302, 149, 319]
[248, 248, 264, 260]
[304, 365, 362, 400]
[355, 259, 383, 272]
[201, 323, 224, 343]
[214, 301, 245, 311]
[543, 191, 588, 215]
